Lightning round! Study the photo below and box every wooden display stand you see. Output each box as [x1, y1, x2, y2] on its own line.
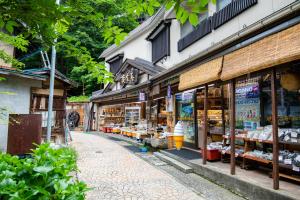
[222, 133, 300, 183]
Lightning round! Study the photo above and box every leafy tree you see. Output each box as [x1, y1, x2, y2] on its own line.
[0, 0, 214, 95]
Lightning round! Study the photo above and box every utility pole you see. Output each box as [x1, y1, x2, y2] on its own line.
[46, 0, 60, 142]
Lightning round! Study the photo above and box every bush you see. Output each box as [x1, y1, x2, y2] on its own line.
[0, 143, 88, 200]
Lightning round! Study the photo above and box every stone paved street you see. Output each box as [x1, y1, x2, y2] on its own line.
[72, 132, 205, 200]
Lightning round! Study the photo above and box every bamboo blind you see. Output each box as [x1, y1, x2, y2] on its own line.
[221, 23, 300, 81]
[178, 57, 223, 91]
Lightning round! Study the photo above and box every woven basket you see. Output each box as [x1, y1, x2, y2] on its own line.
[280, 73, 300, 91]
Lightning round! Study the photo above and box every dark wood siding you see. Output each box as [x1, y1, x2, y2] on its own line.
[178, 17, 212, 52]
[109, 57, 123, 74]
[212, 0, 257, 29]
[178, 0, 257, 52]
[151, 25, 170, 63]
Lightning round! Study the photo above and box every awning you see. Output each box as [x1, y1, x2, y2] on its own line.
[221, 23, 300, 81]
[178, 57, 223, 91]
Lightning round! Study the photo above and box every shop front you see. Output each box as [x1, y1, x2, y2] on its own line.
[175, 22, 300, 189]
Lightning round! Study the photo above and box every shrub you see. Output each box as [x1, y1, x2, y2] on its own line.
[0, 143, 88, 199]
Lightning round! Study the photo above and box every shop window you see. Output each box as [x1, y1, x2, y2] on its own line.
[231, 66, 300, 178]
[196, 85, 230, 150]
[175, 92, 196, 146]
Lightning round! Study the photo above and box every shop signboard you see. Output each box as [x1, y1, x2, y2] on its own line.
[120, 68, 138, 85]
[236, 83, 260, 130]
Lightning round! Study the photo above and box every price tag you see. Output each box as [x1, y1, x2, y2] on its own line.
[293, 165, 300, 172]
[291, 132, 298, 138]
[284, 159, 292, 165]
[291, 138, 297, 143]
[279, 156, 283, 161]
[284, 135, 290, 141]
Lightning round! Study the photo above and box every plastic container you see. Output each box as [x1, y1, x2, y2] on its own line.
[203, 149, 221, 161]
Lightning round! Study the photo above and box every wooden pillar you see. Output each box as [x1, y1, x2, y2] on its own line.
[202, 84, 208, 165]
[271, 68, 279, 190]
[221, 85, 226, 136]
[230, 79, 236, 175]
[194, 90, 199, 149]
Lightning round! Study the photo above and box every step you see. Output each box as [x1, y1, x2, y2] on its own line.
[159, 150, 297, 200]
[153, 152, 193, 173]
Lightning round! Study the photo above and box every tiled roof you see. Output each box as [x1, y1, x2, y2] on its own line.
[0, 66, 46, 80]
[24, 68, 77, 86]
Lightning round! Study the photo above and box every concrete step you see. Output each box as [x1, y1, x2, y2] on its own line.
[154, 152, 193, 174]
[158, 150, 297, 200]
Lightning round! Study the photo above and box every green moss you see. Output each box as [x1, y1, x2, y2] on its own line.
[67, 95, 89, 103]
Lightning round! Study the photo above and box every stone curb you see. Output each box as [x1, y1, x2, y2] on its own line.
[153, 152, 194, 173]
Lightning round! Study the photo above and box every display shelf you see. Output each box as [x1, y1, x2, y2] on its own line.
[222, 135, 246, 140]
[279, 173, 300, 183]
[244, 138, 273, 144]
[279, 141, 300, 146]
[243, 154, 272, 164]
[221, 151, 243, 158]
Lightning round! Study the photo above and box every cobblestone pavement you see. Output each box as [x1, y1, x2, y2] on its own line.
[71, 132, 204, 200]
[138, 154, 245, 200]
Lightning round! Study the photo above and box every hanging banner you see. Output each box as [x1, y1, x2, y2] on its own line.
[167, 85, 172, 99]
[139, 92, 146, 102]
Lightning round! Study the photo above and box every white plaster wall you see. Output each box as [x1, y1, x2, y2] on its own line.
[104, 0, 297, 69]
[158, 0, 296, 69]
[0, 76, 42, 152]
[105, 31, 152, 62]
[138, 73, 149, 84]
[0, 42, 14, 68]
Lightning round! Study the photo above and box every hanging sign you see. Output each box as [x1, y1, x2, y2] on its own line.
[166, 95, 174, 112]
[167, 85, 172, 99]
[120, 68, 138, 85]
[139, 92, 146, 102]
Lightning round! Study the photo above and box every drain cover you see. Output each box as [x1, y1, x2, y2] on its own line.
[95, 150, 102, 154]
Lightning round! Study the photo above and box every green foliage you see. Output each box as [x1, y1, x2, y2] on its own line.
[0, 143, 88, 200]
[67, 96, 90, 103]
[1, 0, 214, 96]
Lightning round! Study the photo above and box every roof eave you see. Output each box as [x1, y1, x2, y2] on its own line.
[99, 8, 165, 59]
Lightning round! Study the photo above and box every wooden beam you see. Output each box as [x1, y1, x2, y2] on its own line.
[271, 68, 279, 190]
[202, 84, 208, 165]
[230, 79, 236, 175]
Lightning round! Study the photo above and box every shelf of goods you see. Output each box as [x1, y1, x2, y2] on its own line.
[221, 128, 300, 182]
[99, 106, 125, 132]
[125, 107, 141, 126]
[198, 110, 228, 141]
[120, 128, 148, 140]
